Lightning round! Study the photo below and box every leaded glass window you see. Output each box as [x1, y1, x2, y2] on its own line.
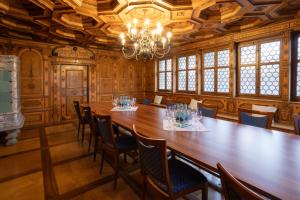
[202, 49, 230, 93]
[238, 40, 281, 96]
[158, 59, 172, 91]
[296, 37, 300, 97]
[177, 55, 197, 92]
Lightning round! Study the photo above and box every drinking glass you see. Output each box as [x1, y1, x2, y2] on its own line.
[112, 97, 117, 107]
[191, 109, 197, 123]
[197, 110, 203, 121]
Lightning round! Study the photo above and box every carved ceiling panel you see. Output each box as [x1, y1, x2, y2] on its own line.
[0, 0, 299, 49]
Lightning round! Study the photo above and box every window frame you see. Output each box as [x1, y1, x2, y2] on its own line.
[237, 38, 282, 98]
[291, 32, 300, 101]
[201, 47, 231, 95]
[157, 58, 172, 92]
[176, 53, 197, 94]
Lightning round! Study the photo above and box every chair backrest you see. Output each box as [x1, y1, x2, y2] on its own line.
[197, 103, 218, 118]
[238, 108, 273, 129]
[73, 101, 82, 121]
[189, 99, 202, 110]
[143, 98, 152, 105]
[93, 115, 115, 147]
[217, 163, 263, 200]
[83, 106, 94, 129]
[154, 95, 163, 105]
[132, 125, 172, 194]
[294, 115, 300, 135]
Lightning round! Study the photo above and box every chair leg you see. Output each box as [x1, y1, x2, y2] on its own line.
[100, 150, 105, 174]
[142, 178, 147, 200]
[202, 183, 208, 200]
[88, 131, 93, 152]
[113, 156, 119, 190]
[81, 124, 85, 144]
[77, 123, 81, 140]
[94, 137, 98, 161]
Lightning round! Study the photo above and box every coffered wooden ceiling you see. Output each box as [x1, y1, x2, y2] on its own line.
[0, 0, 299, 49]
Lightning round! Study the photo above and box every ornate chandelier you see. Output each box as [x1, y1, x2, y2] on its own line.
[119, 18, 172, 60]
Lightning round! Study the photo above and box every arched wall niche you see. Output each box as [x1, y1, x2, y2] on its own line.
[17, 48, 49, 127]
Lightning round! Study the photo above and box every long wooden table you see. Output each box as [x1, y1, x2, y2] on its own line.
[88, 102, 300, 200]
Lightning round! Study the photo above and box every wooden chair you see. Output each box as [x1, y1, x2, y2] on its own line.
[293, 115, 300, 135]
[217, 163, 263, 200]
[197, 103, 218, 118]
[93, 115, 137, 189]
[73, 101, 89, 143]
[133, 124, 208, 200]
[238, 108, 273, 129]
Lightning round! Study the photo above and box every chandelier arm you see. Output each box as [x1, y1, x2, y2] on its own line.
[122, 46, 137, 59]
[154, 45, 170, 58]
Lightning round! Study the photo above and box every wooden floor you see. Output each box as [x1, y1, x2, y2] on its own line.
[0, 123, 223, 200]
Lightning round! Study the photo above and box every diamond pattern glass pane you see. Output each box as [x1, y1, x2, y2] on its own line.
[204, 52, 215, 68]
[218, 50, 229, 67]
[159, 60, 165, 72]
[260, 41, 280, 63]
[241, 45, 256, 65]
[178, 71, 186, 91]
[298, 37, 300, 60]
[260, 64, 279, 95]
[240, 66, 256, 94]
[188, 55, 196, 69]
[297, 63, 300, 96]
[217, 68, 229, 93]
[204, 69, 214, 92]
[166, 59, 172, 71]
[166, 72, 172, 90]
[178, 57, 186, 70]
[188, 70, 196, 91]
[159, 72, 165, 90]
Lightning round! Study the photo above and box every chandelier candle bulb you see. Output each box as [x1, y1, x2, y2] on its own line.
[145, 19, 150, 26]
[133, 18, 138, 27]
[121, 39, 126, 46]
[162, 37, 166, 48]
[127, 23, 131, 31]
[167, 32, 172, 42]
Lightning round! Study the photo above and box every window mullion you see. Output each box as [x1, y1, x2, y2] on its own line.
[165, 60, 167, 91]
[214, 50, 218, 94]
[256, 43, 260, 96]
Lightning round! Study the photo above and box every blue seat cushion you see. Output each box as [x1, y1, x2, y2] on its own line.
[167, 158, 207, 193]
[199, 107, 216, 118]
[240, 112, 269, 128]
[143, 98, 152, 105]
[115, 135, 137, 151]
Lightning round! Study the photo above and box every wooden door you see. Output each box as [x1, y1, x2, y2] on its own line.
[61, 65, 88, 120]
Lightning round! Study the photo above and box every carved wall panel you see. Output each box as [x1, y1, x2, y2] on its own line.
[96, 53, 146, 102]
[18, 48, 49, 127]
[20, 49, 43, 96]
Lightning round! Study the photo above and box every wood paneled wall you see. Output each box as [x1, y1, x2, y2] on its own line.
[0, 39, 146, 127]
[145, 18, 300, 126]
